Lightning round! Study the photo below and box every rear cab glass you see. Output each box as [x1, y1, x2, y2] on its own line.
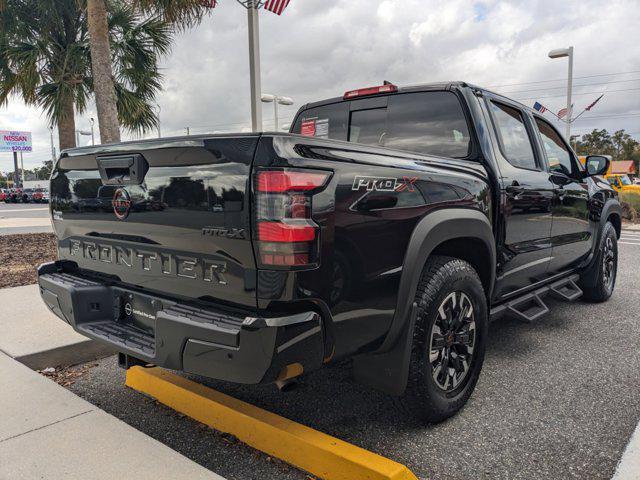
[291, 91, 472, 159]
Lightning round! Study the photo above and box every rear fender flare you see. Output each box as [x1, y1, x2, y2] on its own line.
[382, 208, 495, 351]
[353, 208, 495, 395]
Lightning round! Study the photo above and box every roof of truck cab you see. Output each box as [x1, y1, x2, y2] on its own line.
[298, 80, 531, 113]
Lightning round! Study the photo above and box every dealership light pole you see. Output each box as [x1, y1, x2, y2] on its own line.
[75, 129, 92, 146]
[246, 0, 263, 132]
[548, 46, 574, 140]
[261, 94, 294, 131]
[49, 126, 56, 162]
[90, 118, 95, 145]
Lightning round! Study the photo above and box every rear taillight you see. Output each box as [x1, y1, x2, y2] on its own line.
[254, 169, 331, 269]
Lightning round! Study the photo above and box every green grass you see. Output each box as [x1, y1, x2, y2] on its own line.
[619, 191, 640, 222]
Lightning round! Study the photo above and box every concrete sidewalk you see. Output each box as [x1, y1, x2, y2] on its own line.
[0, 352, 224, 480]
[0, 284, 113, 369]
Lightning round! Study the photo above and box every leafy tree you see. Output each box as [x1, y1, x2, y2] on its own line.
[0, 1, 172, 150]
[611, 129, 639, 161]
[33, 160, 53, 180]
[86, 0, 209, 144]
[575, 129, 615, 157]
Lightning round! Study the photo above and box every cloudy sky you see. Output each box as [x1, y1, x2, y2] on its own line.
[1, 0, 639, 169]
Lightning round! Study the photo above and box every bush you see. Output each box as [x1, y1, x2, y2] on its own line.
[620, 191, 640, 222]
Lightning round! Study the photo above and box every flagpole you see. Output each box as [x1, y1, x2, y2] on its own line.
[247, 0, 263, 132]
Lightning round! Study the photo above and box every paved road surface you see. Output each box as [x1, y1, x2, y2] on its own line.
[40, 234, 640, 479]
[0, 203, 51, 234]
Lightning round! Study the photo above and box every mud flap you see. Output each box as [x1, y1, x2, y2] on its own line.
[352, 303, 417, 396]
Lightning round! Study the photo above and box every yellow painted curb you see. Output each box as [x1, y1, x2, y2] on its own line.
[126, 367, 418, 480]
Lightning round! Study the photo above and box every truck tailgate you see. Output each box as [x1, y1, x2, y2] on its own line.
[50, 136, 259, 309]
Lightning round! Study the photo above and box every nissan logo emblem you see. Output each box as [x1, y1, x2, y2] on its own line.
[112, 188, 132, 220]
[124, 303, 133, 316]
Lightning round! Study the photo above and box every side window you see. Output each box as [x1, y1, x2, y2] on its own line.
[291, 102, 349, 141]
[490, 101, 537, 170]
[384, 91, 471, 158]
[534, 117, 576, 177]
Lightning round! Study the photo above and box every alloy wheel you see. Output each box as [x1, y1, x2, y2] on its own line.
[429, 291, 476, 392]
[602, 236, 616, 290]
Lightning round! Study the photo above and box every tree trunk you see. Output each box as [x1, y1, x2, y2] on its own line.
[58, 96, 77, 151]
[87, 0, 121, 145]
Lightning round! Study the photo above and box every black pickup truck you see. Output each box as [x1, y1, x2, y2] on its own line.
[38, 82, 620, 422]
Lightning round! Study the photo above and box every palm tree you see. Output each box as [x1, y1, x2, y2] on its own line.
[86, 0, 209, 144]
[87, 0, 121, 144]
[0, 0, 172, 150]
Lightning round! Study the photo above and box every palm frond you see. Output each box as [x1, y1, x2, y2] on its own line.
[115, 83, 158, 133]
[1, 0, 172, 135]
[133, 0, 210, 31]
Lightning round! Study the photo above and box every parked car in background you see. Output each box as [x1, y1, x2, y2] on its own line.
[605, 174, 640, 194]
[22, 188, 36, 203]
[6, 188, 23, 203]
[32, 188, 50, 203]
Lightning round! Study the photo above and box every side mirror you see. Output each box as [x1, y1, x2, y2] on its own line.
[585, 155, 609, 177]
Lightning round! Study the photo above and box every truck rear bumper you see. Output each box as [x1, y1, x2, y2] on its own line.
[37, 261, 324, 384]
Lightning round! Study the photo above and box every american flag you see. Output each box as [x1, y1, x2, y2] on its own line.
[264, 0, 291, 15]
[558, 107, 568, 119]
[533, 102, 547, 113]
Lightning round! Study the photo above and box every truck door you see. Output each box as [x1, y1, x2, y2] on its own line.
[533, 116, 591, 272]
[486, 98, 555, 300]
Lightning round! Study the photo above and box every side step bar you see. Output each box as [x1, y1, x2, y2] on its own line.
[491, 274, 582, 322]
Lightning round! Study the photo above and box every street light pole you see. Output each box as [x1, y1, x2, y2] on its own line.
[548, 46, 574, 140]
[247, 1, 263, 132]
[261, 94, 294, 131]
[49, 126, 56, 162]
[90, 118, 95, 145]
[565, 47, 574, 140]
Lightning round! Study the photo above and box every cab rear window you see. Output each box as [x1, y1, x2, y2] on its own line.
[291, 91, 472, 159]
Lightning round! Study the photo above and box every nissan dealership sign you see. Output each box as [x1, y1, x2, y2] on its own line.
[0, 130, 32, 152]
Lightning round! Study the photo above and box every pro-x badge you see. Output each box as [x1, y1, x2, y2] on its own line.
[352, 176, 417, 192]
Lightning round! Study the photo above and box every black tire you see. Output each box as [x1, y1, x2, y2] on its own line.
[579, 221, 618, 302]
[397, 256, 488, 423]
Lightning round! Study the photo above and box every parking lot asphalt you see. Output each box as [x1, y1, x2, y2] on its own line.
[61, 238, 640, 480]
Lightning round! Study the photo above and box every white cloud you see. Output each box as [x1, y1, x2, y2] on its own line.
[1, 0, 639, 170]
[377, 0, 395, 22]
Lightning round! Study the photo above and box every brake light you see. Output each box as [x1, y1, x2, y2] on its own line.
[257, 170, 329, 193]
[258, 222, 316, 242]
[343, 83, 398, 100]
[254, 168, 331, 269]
